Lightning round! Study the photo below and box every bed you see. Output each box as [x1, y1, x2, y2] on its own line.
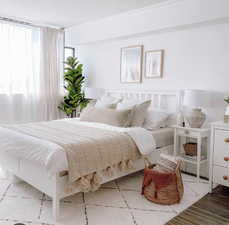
[0, 89, 182, 220]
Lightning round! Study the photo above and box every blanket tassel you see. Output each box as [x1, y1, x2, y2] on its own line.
[119, 161, 126, 171]
[127, 160, 134, 169]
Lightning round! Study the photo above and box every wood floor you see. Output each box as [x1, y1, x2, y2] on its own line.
[166, 185, 229, 225]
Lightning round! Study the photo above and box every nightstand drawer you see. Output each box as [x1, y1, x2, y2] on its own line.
[176, 129, 199, 138]
[213, 129, 229, 168]
[213, 165, 229, 187]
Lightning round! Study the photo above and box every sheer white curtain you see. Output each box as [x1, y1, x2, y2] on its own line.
[40, 27, 64, 121]
[0, 21, 64, 123]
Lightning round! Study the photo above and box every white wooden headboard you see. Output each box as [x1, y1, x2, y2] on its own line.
[105, 89, 182, 113]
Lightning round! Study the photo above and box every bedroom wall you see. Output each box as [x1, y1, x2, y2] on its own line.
[65, 0, 229, 122]
[65, 0, 229, 177]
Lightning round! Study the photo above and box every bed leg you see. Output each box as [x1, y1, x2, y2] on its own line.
[52, 173, 60, 221]
[10, 174, 23, 184]
[53, 194, 60, 220]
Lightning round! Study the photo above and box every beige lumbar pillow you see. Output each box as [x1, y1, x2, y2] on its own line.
[117, 100, 151, 127]
[80, 106, 132, 127]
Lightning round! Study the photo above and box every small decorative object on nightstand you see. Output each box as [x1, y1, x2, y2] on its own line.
[173, 125, 210, 182]
[183, 90, 210, 128]
[209, 121, 229, 193]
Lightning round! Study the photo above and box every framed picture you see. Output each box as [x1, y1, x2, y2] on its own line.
[120, 45, 143, 83]
[145, 50, 164, 78]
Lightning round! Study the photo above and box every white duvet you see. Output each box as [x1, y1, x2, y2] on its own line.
[0, 119, 156, 175]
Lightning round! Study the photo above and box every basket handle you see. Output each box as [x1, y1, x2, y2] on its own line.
[144, 157, 152, 168]
[175, 160, 182, 172]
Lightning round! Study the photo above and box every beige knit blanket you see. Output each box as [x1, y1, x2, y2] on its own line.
[6, 120, 141, 191]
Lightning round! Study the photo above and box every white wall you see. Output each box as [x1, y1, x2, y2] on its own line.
[65, 0, 229, 122]
[77, 23, 229, 92]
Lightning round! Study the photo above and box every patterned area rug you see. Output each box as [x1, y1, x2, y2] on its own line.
[166, 186, 229, 225]
[0, 170, 208, 225]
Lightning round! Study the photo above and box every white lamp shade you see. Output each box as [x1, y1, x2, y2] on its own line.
[183, 90, 210, 108]
[84, 87, 105, 99]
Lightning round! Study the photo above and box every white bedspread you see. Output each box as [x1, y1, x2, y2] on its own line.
[0, 119, 156, 175]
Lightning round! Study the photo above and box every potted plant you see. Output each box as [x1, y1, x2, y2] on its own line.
[58, 57, 89, 118]
[224, 96, 229, 123]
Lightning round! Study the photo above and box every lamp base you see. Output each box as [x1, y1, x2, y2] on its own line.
[184, 108, 206, 128]
[224, 115, 229, 123]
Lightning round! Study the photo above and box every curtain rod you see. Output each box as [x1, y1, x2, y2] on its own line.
[0, 16, 64, 30]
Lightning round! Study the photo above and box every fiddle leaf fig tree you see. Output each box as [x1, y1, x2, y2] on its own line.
[224, 96, 229, 104]
[58, 56, 89, 117]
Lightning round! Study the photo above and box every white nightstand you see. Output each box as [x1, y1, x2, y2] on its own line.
[172, 125, 210, 182]
[209, 121, 229, 193]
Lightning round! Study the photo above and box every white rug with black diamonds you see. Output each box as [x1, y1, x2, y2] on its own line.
[0, 170, 208, 225]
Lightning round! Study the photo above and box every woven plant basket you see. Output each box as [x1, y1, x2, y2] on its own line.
[142, 156, 184, 205]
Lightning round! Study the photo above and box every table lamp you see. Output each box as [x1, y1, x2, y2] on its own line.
[183, 90, 210, 128]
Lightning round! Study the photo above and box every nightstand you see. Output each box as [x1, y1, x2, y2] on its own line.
[172, 125, 210, 182]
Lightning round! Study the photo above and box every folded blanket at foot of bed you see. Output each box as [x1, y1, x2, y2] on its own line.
[0, 119, 156, 192]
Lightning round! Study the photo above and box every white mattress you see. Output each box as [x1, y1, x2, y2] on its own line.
[151, 127, 174, 148]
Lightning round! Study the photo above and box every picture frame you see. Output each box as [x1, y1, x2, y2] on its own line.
[145, 49, 164, 78]
[120, 45, 143, 83]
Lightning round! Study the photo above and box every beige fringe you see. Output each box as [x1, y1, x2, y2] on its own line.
[64, 158, 147, 194]
[105, 166, 114, 177]
[127, 160, 134, 169]
[144, 157, 152, 168]
[80, 177, 91, 192]
[93, 172, 103, 185]
[119, 160, 126, 171]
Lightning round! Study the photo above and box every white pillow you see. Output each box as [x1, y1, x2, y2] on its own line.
[143, 109, 170, 130]
[95, 96, 121, 109]
[117, 99, 151, 127]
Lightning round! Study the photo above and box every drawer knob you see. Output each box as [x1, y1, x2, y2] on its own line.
[225, 138, 229, 143]
[224, 157, 229, 161]
[223, 176, 228, 180]
[185, 130, 189, 135]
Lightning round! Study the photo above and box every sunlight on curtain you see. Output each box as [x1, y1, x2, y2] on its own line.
[0, 21, 64, 123]
[0, 22, 40, 95]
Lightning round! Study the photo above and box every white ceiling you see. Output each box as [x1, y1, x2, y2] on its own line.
[0, 0, 169, 28]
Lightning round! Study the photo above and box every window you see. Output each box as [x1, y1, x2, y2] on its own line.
[0, 22, 40, 94]
[0, 20, 64, 123]
[64, 47, 75, 61]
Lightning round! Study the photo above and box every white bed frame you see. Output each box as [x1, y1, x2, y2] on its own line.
[0, 89, 182, 221]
